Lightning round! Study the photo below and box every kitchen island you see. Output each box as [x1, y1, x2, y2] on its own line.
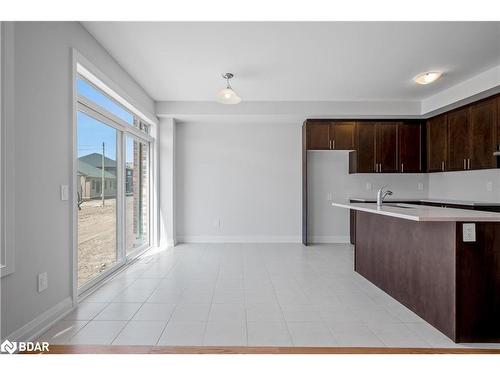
[333, 202, 500, 343]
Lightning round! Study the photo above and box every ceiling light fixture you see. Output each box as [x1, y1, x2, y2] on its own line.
[216, 73, 241, 104]
[413, 71, 443, 85]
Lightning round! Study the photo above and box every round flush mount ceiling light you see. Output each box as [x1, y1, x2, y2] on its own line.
[413, 71, 443, 85]
[216, 73, 241, 104]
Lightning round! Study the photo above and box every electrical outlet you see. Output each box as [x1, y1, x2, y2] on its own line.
[486, 181, 493, 192]
[38, 272, 48, 293]
[366, 183, 372, 191]
[417, 183, 424, 191]
[327, 192, 333, 201]
[462, 223, 476, 242]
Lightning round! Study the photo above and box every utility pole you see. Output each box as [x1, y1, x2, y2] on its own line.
[101, 142, 105, 207]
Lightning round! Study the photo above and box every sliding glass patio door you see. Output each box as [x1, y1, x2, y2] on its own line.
[75, 73, 153, 294]
[77, 111, 122, 289]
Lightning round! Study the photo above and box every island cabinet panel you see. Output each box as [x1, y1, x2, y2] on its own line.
[355, 212, 457, 340]
[447, 108, 471, 171]
[331, 121, 356, 150]
[307, 122, 330, 150]
[355, 122, 377, 172]
[469, 98, 497, 170]
[354, 210, 500, 342]
[427, 114, 448, 172]
[376, 122, 399, 173]
[398, 122, 422, 173]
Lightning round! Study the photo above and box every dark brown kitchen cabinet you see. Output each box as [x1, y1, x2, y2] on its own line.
[469, 98, 497, 170]
[352, 122, 398, 173]
[330, 121, 356, 150]
[427, 114, 448, 172]
[376, 122, 398, 173]
[307, 122, 330, 150]
[498, 96, 500, 147]
[447, 108, 470, 171]
[398, 122, 422, 173]
[306, 121, 355, 150]
[354, 122, 377, 172]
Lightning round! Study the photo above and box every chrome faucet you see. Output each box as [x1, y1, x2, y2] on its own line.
[377, 185, 393, 207]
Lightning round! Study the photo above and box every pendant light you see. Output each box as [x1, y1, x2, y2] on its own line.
[216, 73, 242, 104]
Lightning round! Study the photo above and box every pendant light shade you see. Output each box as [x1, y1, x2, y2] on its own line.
[216, 73, 241, 104]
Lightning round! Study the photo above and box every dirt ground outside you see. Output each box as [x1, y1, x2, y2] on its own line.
[78, 196, 142, 287]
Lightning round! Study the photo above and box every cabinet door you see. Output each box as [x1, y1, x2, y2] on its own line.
[307, 122, 330, 150]
[498, 96, 500, 148]
[427, 114, 448, 172]
[356, 122, 377, 173]
[376, 122, 398, 173]
[447, 108, 470, 171]
[398, 122, 422, 173]
[470, 98, 497, 170]
[330, 121, 355, 150]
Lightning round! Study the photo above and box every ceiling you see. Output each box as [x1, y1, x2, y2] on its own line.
[83, 22, 500, 102]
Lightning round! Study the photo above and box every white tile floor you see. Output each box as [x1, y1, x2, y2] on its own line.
[38, 243, 500, 348]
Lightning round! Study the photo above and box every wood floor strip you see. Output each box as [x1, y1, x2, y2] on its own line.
[23, 345, 500, 354]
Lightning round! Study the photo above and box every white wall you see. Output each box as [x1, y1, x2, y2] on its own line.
[308, 152, 429, 242]
[175, 120, 302, 242]
[0, 22, 155, 340]
[428, 169, 500, 202]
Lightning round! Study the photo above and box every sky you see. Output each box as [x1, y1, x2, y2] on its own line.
[76, 77, 135, 163]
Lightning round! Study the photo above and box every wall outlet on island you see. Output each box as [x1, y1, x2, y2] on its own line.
[462, 223, 476, 242]
[327, 192, 333, 201]
[486, 181, 493, 192]
[365, 183, 372, 191]
[417, 183, 424, 191]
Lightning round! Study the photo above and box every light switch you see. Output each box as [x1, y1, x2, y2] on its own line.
[60, 185, 69, 201]
[38, 272, 48, 293]
[462, 223, 476, 242]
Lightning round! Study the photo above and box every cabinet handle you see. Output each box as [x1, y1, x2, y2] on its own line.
[468, 158, 471, 170]
[401, 163, 404, 173]
[463, 159, 467, 170]
[332, 139, 335, 150]
[441, 161, 445, 172]
[329, 140, 333, 149]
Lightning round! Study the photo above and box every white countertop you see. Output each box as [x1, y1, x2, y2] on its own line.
[332, 202, 500, 222]
[349, 197, 500, 207]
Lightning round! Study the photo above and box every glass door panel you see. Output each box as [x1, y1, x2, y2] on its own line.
[125, 135, 150, 255]
[77, 111, 119, 288]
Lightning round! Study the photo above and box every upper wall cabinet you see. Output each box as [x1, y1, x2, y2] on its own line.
[350, 121, 410, 173]
[307, 122, 331, 150]
[398, 122, 422, 173]
[427, 114, 448, 172]
[306, 121, 355, 150]
[376, 122, 399, 173]
[447, 108, 471, 171]
[469, 98, 497, 170]
[426, 94, 499, 173]
[354, 122, 377, 173]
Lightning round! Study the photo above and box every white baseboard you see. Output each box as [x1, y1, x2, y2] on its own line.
[177, 235, 302, 243]
[309, 235, 350, 244]
[5, 296, 74, 343]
